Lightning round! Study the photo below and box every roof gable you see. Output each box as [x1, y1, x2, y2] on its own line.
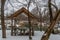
[8, 7, 40, 21]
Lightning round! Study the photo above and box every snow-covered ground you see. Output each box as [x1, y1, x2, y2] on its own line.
[0, 30, 60, 40]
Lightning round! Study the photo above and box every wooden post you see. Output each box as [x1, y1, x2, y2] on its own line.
[1, 0, 6, 38]
[14, 18, 17, 36]
[32, 27, 34, 36]
[11, 18, 14, 36]
[23, 29, 25, 35]
[39, 12, 42, 31]
[20, 29, 22, 35]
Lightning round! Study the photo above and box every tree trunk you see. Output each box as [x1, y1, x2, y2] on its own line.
[27, 0, 32, 40]
[1, 0, 6, 38]
[41, 10, 60, 40]
[48, 0, 53, 22]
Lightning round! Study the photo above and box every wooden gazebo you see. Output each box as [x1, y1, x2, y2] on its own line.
[7, 7, 40, 36]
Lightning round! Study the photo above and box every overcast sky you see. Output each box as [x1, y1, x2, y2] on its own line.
[0, 0, 60, 16]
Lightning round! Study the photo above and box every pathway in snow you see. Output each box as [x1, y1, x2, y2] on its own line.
[0, 30, 60, 40]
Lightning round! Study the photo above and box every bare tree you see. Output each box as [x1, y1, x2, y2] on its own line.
[41, 10, 60, 40]
[1, 0, 6, 38]
[35, 1, 42, 31]
[41, 0, 60, 40]
[48, 0, 53, 22]
[27, 0, 32, 40]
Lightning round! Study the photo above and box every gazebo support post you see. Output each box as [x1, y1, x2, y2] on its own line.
[11, 18, 14, 36]
[14, 18, 17, 36]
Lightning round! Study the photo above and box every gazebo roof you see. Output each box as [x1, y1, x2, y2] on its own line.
[8, 7, 40, 21]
